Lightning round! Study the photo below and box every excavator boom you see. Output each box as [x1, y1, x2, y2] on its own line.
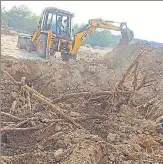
[88, 19, 134, 44]
[70, 19, 134, 55]
[89, 19, 123, 31]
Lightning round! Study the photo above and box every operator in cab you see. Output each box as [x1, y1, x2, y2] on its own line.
[57, 16, 64, 35]
[63, 17, 71, 38]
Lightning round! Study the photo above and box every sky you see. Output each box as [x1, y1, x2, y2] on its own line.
[1, 1, 163, 43]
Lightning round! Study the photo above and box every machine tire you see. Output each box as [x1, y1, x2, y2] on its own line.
[26, 39, 33, 53]
[36, 34, 47, 58]
[17, 36, 27, 49]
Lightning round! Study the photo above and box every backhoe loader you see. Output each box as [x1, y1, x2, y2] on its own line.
[17, 7, 134, 61]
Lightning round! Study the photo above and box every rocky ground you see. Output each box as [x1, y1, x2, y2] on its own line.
[1, 33, 163, 164]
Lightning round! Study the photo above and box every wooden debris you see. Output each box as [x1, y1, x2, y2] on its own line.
[1, 68, 20, 85]
[53, 91, 112, 103]
[1, 124, 45, 132]
[1, 111, 23, 121]
[10, 100, 17, 113]
[115, 49, 153, 88]
[31, 93, 83, 129]
[19, 83, 83, 129]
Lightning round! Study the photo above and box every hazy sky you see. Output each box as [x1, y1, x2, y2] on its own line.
[1, 1, 163, 42]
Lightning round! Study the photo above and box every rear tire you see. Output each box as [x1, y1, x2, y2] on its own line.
[36, 34, 47, 58]
[17, 36, 27, 49]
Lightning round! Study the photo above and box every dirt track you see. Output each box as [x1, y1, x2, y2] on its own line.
[1, 33, 163, 164]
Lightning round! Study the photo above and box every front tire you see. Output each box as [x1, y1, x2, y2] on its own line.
[26, 39, 33, 53]
[36, 34, 47, 58]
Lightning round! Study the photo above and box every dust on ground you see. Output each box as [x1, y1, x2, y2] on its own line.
[1, 33, 163, 164]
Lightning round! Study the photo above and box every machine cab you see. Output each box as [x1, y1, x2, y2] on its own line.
[38, 7, 74, 38]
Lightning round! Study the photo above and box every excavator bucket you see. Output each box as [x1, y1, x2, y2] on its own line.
[118, 28, 134, 46]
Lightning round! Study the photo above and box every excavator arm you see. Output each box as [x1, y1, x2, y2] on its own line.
[69, 19, 134, 55]
[69, 25, 96, 54]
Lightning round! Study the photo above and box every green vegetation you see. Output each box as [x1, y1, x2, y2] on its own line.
[86, 30, 112, 47]
[2, 5, 39, 34]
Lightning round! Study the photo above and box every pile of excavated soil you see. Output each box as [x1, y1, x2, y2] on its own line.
[1, 43, 163, 164]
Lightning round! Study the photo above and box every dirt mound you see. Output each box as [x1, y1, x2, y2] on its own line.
[101, 44, 163, 103]
[1, 43, 163, 163]
[2, 56, 41, 81]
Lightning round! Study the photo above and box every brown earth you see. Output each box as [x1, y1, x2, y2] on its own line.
[1, 34, 163, 164]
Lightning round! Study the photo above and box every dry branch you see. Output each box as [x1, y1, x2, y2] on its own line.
[31, 93, 83, 129]
[116, 49, 149, 87]
[39, 131, 64, 145]
[26, 91, 32, 112]
[76, 115, 108, 122]
[1, 111, 23, 121]
[22, 84, 83, 129]
[14, 119, 30, 128]
[24, 84, 53, 103]
[136, 74, 155, 91]
[1, 124, 45, 133]
[2, 122, 15, 125]
[1, 68, 20, 85]
[136, 73, 147, 91]
[40, 77, 56, 94]
[155, 115, 163, 124]
[52, 91, 112, 103]
[41, 118, 64, 123]
[136, 98, 156, 111]
[37, 115, 108, 124]
[10, 100, 17, 113]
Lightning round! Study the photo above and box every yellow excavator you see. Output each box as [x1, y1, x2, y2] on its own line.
[17, 7, 134, 61]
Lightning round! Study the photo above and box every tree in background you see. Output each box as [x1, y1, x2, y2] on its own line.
[1, 6, 10, 23]
[85, 30, 112, 47]
[1, 5, 39, 34]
